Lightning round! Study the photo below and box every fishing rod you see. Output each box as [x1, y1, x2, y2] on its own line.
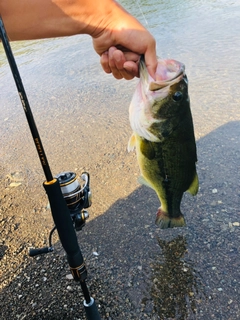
[0, 17, 101, 320]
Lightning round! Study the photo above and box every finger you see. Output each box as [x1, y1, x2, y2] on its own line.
[144, 42, 158, 80]
[113, 51, 137, 80]
[123, 61, 139, 78]
[121, 69, 135, 80]
[122, 52, 140, 63]
[116, 51, 139, 79]
[112, 49, 138, 80]
[100, 47, 124, 79]
[100, 51, 112, 74]
[108, 47, 125, 79]
[101, 47, 140, 80]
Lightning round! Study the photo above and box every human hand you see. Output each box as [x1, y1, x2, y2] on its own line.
[100, 47, 140, 80]
[91, 3, 157, 80]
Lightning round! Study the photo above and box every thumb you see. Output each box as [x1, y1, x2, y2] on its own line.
[144, 47, 158, 80]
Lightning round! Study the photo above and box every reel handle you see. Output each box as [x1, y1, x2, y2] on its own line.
[29, 247, 53, 257]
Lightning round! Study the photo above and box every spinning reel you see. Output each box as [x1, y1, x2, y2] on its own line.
[57, 171, 92, 231]
[29, 171, 92, 257]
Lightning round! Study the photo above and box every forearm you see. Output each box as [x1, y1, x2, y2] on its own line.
[0, 0, 157, 79]
[0, 0, 121, 40]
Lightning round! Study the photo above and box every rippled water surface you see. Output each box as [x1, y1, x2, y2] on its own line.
[0, 0, 240, 319]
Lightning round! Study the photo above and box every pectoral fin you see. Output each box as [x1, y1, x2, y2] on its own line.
[128, 133, 136, 152]
[140, 138, 156, 160]
[187, 172, 199, 196]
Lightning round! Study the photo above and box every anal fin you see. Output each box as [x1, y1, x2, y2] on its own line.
[187, 172, 199, 196]
[137, 176, 154, 190]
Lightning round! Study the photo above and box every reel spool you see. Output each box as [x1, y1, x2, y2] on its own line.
[56, 171, 92, 231]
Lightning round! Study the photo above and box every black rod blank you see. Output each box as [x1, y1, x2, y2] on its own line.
[0, 17, 53, 182]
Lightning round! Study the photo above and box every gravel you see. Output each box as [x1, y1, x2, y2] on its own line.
[1, 110, 240, 320]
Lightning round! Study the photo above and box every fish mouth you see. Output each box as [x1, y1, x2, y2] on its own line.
[129, 57, 186, 143]
[140, 57, 185, 91]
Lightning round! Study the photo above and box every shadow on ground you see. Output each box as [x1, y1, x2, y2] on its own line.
[0, 121, 240, 320]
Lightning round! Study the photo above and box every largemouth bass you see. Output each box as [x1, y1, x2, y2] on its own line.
[128, 58, 198, 229]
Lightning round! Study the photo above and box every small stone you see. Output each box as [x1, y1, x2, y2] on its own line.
[210, 201, 217, 206]
[232, 222, 240, 227]
[221, 224, 228, 231]
[228, 299, 233, 304]
[212, 188, 218, 194]
[9, 182, 22, 188]
[67, 285, 73, 291]
[217, 288, 223, 291]
[189, 292, 194, 297]
[66, 274, 73, 280]
[93, 251, 99, 256]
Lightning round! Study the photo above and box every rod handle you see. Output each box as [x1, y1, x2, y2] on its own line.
[84, 298, 102, 320]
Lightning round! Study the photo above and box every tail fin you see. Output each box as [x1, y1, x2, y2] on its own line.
[155, 208, 186, 229]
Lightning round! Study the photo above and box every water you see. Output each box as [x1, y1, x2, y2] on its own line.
[0, 1, 240, 319]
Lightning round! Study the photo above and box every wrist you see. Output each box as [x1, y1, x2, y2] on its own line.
[78, 0, 124, 37]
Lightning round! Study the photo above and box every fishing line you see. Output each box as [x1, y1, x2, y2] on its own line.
[136, 0, 149, 26]
[134, 0, 160, 56]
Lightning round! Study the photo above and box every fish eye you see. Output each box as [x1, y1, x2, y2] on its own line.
[172, 91, 182, 102]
